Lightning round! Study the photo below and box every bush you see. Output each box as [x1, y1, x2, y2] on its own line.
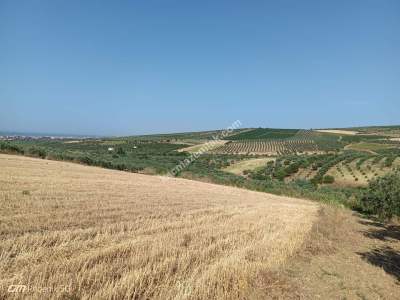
[322, 175, 335, 184]
[273, 169, 287, 181]
[27, 147, 46, 159]
[359, 171, 400, 220]
[79, 156, 94, 165]
[0, 142, 25, 154]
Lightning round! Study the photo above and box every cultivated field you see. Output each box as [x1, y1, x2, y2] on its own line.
[0, 154, 318, 299]
[177, 140, 227, 153]
[211, 140, 319, 155]
[345, 142, 397, 153]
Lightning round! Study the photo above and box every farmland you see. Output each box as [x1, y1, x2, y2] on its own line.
[0, 129, 398, 220]
[223, 157, 276, 175]
[245, 151, 400, 187]
[0, 154, 319, 299]
[1, 126, 399, 194]
[226, 128, 300, 140]
[211, 139, 319, 155]
[345, 142, 397, 153]
[1, 127, 400, 299]
[2, 154, 400, 299]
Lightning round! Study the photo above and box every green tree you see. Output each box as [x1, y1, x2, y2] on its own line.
[360, 171, 400, 221]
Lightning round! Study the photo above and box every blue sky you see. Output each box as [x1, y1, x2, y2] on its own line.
[1, 0, 399, 136]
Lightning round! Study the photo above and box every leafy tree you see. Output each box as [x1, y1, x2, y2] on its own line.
[360, 171, 400, 221]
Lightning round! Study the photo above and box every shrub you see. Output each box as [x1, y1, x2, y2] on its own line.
[27, 147, 46, 159]
[0, 142, 25, 154]
[284, 163, 299, 175]
[322, 175, 335, 184]
[79, 156, 94, 165]
[273, 169, 287, 181]
[359, 171, 400, 220]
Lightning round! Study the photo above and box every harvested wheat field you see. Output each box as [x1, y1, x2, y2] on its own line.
[0, 154, 317, 299]
[315, 129, 359, 135]
[1, 154, 400, 299]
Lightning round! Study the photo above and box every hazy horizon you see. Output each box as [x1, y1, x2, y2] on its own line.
[1, 1, 399, 135]
[1, 122, 400, 138]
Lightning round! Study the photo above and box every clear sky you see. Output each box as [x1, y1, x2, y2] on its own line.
[1, 0, 399, 136]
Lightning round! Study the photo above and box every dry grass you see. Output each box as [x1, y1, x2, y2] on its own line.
[177, 140, 227, 153]
[345, 142, 396, 153]
[287, 206, 400, 299]
[0, 154, 318, 299]
[314, 129, 359, 135]
[223, 158, 275, 175]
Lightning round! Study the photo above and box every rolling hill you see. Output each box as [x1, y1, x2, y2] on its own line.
[1, 154, 399, 299]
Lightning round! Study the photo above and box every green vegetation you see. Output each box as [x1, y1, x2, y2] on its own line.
[360, 170, 400, 220]
[1, 125, 399, 217]
[0, 140, 189, 174]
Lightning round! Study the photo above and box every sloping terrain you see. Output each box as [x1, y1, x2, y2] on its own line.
[0, 154, 317, 299]
[223, 157, 275, 175]
[177, 140, 227, 153]
[1, 154, 399, 299]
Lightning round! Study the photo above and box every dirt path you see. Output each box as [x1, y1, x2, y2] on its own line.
[285, 207, 400, 299]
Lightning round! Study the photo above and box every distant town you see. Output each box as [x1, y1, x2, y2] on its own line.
[0, 134, 90, 141]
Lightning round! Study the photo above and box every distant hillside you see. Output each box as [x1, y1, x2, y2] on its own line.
[224, 128, 300, 140]
[127, 128, 249, 142]
[124, 125, 400, 142]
